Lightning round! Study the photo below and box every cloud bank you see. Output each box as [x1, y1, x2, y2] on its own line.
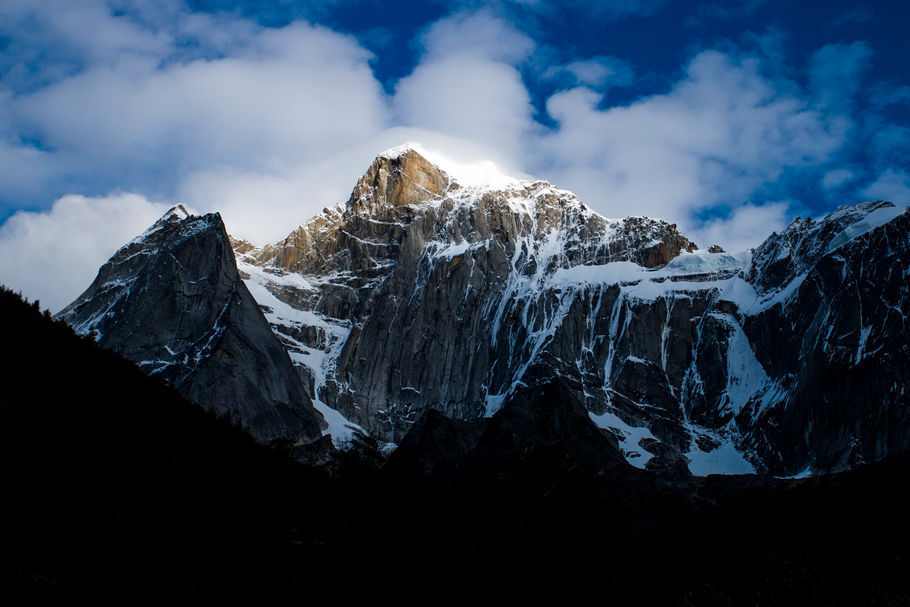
[0, 1, 907, 310]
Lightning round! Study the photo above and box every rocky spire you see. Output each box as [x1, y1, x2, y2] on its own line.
[58, 207, 326, 445]
[347, 146, 452, 214]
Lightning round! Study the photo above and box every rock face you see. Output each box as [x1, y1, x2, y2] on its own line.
[60, 144, 910, 476]
[739, 203, 910, 472]
[238, 146, 699, 443]
[58, 206, 325, 445]
[237, 145, 910, 475]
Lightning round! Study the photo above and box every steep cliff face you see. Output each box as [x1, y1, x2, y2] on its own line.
[237, 146, 909, 475]
[58, 144, 908, 475]
[237, 146, 699, 445]
[737, 203, 910, 472]
[59, 206, 325, 445]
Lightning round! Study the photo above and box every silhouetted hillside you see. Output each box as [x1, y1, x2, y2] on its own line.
[3, 285, 910, 605]
[0, 286, 329, 602]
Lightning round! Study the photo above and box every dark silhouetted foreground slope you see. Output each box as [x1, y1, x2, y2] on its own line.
[0, 286, 328, 602]
[3, 286, 910, 605]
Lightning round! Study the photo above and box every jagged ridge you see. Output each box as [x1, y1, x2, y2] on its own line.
[235, 147, 700, 449]
[57, 144, 910, 476]
[234, 147, 909, 475]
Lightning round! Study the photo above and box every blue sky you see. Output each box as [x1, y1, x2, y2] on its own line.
[0, 0, 908, 309]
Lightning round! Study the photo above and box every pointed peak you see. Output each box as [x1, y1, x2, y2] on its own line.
[378, 142, 430, 162]
[373, 142, 521, 191]
[348, 145, 452, 212]
[823, 200, 897, 223]
[173, 203, 191, 217]
[121, 203, 212, 250]
[157, 203, 194, 224]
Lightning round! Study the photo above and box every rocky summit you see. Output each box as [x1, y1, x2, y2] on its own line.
[61, 144, 910, 476]
[58, 205, 325, 445]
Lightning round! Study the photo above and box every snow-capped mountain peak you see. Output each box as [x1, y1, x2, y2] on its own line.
[377, 142, 522, 192]
[57, 144, 910, 478]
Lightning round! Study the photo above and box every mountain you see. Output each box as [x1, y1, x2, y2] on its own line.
[234, 144, 909, 475]
[235, 146, 699, 445]
[57, 205, 325, 445]
[59, 143, 910, 475]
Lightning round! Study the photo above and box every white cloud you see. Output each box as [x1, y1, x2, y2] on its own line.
[532, 50, 844, 228]
[0, 140, 58, 201]
[544, 56, 635, 89]
[394, 56, 536, 161]
[821, 168, 855, 190]
[418, 9, 534, 63]
[1, 4, 906, 309]
[690, 202, 791, 253]
[14, 20, 388, 177]
[391, 11, 537, 162]
[0, 0, 173, 69]
[862, 170, 910, 204]
[0, 193, 170, 311]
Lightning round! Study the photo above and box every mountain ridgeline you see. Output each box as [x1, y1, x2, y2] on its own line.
[59, 145, 910, 475]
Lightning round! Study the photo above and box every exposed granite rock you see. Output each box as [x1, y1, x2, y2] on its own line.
[62, 145, 908, 477]
[348, 148, 451, 213]
[58, 206, 325, 445]
[737, 203, 910, 472]
[237, 146, 909, 476]
[238, 147, 699, 445]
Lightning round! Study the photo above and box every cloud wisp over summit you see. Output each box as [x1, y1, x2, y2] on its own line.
[0, 0, 908, 310]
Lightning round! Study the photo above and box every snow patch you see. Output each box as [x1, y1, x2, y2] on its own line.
[239, 259, 361, 448]
[685, 435, 755, 475]
[664, 251, 746, 275]
[721, 274, 807, 315]
[312, 400, 365, 446]
[825, 204, 906, 254]
[779, 465, 813, 479]
[588, 410, 656, 469]
[722, 318, 771, 414]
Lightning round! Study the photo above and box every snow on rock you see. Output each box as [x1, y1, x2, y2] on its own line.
[663, 251, 746, 275]
[230, 147, 910, 476]
[238, 259, 360, 448]
[825, 203, 907, 254]
[589, 410, 656, 469]
[379, 142, 521, 191]
[721, 316, 771, 415]
[685, 437, 756, 475]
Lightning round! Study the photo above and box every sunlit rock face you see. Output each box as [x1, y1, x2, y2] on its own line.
[58, 206, 325, 445]
[235, 144, 910, 475]
[237, 147, 697, 445]
[58, 143, 910, 476]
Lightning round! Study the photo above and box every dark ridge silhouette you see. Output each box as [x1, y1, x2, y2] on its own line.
[3, 285, 910, 605]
